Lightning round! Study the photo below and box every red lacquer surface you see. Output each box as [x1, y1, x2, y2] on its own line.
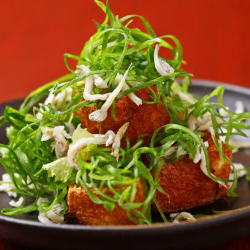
[0, 0, 249, 103]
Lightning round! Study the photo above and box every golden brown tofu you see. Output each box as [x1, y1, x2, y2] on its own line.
[78, 86, 170, 147]
[152, 131, 232, 212]
[65, 178, 145, 225]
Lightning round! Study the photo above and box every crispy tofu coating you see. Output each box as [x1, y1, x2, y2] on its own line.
[152, 131, 232, 213]
[78, 86, 170, 146]
[65, 178, 145, 225]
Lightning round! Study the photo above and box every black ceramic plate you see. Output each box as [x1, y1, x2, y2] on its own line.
[0, 80, 250, 250]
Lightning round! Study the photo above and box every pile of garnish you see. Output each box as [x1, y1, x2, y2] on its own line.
[0, 0, 250, 225]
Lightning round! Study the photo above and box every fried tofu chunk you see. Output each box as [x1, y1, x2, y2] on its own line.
[65, 178, 145, 225]
[152, 131, 232, 212]
[78, 86, 170, 146]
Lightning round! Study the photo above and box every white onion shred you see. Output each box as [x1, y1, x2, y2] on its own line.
[210, 125, 250, 153]
[196, 121, 213, 131]
[193, 143, 227, 188]
[93, 74, 108, 89]
[187, 114, 213, 132]
[67, 130, 115, 169]
[112, 122, 129, 160]
[187, 115, 196, 131]
[176, 145, 187, 158]
[24, 176, 35, 189]
[9, 196, 24, 208]
[41, 126, 71, 158]
[36, 87, 73, 120]
[66, 123, 76, 136]
[176, 93, 249, 186]
[89, 64, 132, 122]
[219, 127, 250, 153]
[170, 212, 196, 224]
[76, 65, 110, 101]
[186, 106, 230, 133]
[154, 146, 178, 165]
[154, 145, 187, 165]
[154, 44, 175, 80]
[127, 76, 142, 87]
[235, 101, 244, 114]
[0, 173, 17, 198]
[116, 73, 142, 106]
[208, 127, 215, 138]
[53, 87, 73, 108]
[38, 203, 64, 225]
[228, 166, 234, 189]
[234, 163, 247, 178]
[38, 213, 54, 224]
[103, 131, 116, 147]
[37, 197, 50, 206]
[76, 65, 108, 89]
[173, 90, 195, 105]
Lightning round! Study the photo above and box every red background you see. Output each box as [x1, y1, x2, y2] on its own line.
[0, 0, 249, 104]
[0, 1, 250, 249]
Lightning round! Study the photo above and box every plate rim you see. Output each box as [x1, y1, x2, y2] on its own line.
[0, 79, 250, 233]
